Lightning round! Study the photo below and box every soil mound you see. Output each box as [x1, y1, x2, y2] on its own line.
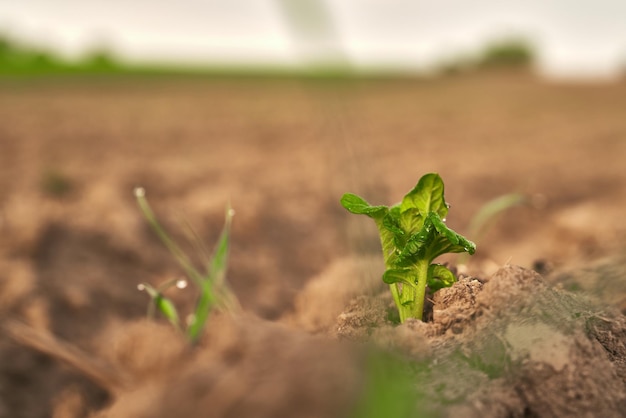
[337, 264, 626, 417]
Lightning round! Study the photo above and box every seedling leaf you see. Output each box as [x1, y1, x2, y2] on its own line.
[400, 173, 448, 219]
[187, 282, 215, 343]
[382, 268, 416, 287]
[382, 210, 405, 237]
[340, 193, 388, 219]
[155, 295, 180, 328]
[424, 213, 476, 260]
[396, 207, 423, 237]
[138, 283, 180, 329]
[135, 190, 204, 285]
[189, 205, 234, 343]
[428, 264, 456, 291]
[207, 206, 233, 283]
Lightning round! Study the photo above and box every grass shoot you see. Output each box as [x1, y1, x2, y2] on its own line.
[134, 187, 238, 343]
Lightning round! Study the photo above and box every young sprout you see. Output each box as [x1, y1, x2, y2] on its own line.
[137, 282, 181, 330]
[341, 173, 476, 322]
[135, 187, 238, 343]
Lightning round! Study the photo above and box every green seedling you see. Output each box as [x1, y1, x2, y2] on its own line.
[134, 187, 238, 343]
[341, 173, 476, 322]
[457, 192, 527, 265]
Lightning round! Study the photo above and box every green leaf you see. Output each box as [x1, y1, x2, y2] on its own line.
[155, 295, 180, 328]
[340, 193, 388, 219]
[395, 227, 431, 265]
[424, 213, 475, 260]
[382, 268, 416, 287]
[382, 210, 407, 255]
[136, 191, 204, 285]
[400, 173, 448, 219]
[430, 213, 460, 245]
[427, 264, 456, 291]
[139, 283, 180, 328]
[207, 205, 233, 282]
[189, 205, 234, 344]
[382, 210, 404, 236]
[395, 212, 475, 265]
[398, 207, 424, 236]
[187, 282, 215, 343]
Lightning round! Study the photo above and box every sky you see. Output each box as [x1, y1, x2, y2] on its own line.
[1, 0, 626, 79]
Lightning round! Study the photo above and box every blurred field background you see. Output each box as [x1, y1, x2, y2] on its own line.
[1, 2, 626, 417]
[2, 0, 626, 78]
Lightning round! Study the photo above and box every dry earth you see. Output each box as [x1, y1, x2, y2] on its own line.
[0, 72, 625, 417]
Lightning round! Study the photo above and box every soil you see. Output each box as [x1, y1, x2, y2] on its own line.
[0, 72, 625, 417]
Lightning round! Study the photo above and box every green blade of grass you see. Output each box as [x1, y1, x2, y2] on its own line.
[134, 188, 204, 285]
[458, 192, 526, 265]
[207, 205, 234, 284]
[468, 193, 527, 241]
[187, 205, 235, 343]
[187, 281, 216, 343]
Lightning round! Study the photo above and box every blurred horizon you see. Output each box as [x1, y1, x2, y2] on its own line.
[1, 0, 626, 80]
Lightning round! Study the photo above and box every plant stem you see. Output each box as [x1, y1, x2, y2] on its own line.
[397, 260, 429, 322]
[135, 193, 204, 285]
[388, 283, 401, 313]
[397, 283, 416, 323]
[412, 260, 430, 321]
[377, 219, 403, 320]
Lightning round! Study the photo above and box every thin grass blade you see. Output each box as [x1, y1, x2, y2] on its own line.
[135, 189, 204, 285]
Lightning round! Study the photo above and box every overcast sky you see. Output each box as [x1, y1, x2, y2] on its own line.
[1, 0, 626, 78]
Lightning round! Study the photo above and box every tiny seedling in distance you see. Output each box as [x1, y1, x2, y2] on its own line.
[134, 187, 238, 343]
[341, 173, 476, 322]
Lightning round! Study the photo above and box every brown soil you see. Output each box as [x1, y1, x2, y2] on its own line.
[334, 263, 626, 417]
[0, 73, 625, 417]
